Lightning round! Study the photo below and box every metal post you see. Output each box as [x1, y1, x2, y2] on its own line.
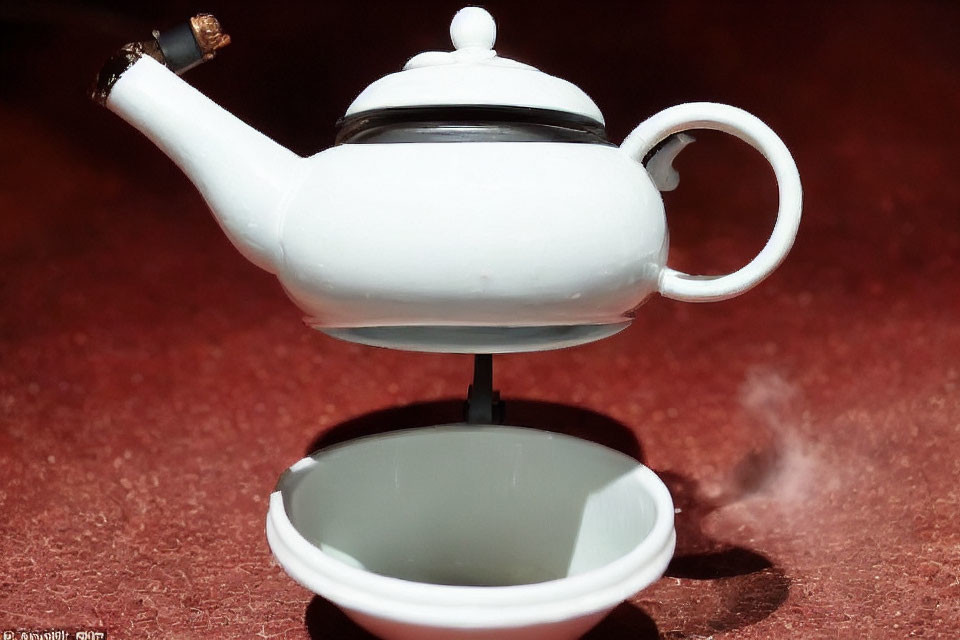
[465, 354, 503, 424]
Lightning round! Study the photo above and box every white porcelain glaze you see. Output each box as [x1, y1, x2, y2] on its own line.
[104, 7, 802, 353]
[280, 142, 666, 329]
[267, 426, 676, 640]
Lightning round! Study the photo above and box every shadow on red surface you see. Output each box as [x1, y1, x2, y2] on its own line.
[306, 398, 644, 461]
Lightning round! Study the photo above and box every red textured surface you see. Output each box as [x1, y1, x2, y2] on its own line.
[2, 1, 959, 638]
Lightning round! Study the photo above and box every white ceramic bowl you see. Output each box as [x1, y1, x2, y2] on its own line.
[266, 425, 675, 640]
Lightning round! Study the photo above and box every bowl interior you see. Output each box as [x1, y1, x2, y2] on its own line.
[280, 426, 658, 587]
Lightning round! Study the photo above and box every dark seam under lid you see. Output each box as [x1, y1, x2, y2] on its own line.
[335, 105, 612, 145]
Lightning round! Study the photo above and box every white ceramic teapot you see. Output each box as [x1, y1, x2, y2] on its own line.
[95, 7, 801, 353]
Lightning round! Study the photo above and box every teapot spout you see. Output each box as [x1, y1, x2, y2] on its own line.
[94, 21, 301, 274]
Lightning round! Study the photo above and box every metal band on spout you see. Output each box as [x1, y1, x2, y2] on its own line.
[91, 13, 230, 106]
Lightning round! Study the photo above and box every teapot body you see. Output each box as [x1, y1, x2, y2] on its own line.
[94, 8, 801, 353]
[276, 141, 668, 352]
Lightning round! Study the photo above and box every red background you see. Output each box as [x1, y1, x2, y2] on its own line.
[1, 1, 959, 637]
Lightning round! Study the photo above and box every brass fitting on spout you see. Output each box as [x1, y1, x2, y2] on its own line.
[91, 13, 231, 105]
[189, 14, 232, 60]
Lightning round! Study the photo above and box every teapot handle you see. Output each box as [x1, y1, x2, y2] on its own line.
[621, 102, 802, 302]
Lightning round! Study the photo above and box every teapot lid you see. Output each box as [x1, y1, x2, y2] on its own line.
[344, 7, 605, 125]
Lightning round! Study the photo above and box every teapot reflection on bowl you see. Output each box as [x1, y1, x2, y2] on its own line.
[93, 7, 801, 354]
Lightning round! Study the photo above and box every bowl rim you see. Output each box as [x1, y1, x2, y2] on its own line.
[266, 424, 676, 628]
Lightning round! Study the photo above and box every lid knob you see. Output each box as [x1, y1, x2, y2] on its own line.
[450, 7, 496, 50]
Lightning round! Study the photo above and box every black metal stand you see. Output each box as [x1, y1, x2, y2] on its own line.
[465, 354, 504, 424]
